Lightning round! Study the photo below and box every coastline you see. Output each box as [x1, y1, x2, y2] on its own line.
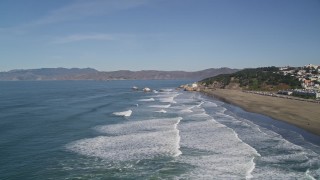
[201, 89, 320, 136]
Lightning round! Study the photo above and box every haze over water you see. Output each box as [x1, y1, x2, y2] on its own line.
[0, 80, 319, 179]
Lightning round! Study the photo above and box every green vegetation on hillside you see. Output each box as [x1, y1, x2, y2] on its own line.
[200, 67, 301, 91]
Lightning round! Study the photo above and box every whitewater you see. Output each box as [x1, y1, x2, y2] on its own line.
[1, 80, 319, 179]
[67, 88, 320, 179]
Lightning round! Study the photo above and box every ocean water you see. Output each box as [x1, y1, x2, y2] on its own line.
[0, 80, 319, 180]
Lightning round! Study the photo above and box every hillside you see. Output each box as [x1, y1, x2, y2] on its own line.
[200, 67, 301, 91]
[0, 67, 238, 81]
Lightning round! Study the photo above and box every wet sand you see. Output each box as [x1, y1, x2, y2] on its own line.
[201, 89, 320, 136]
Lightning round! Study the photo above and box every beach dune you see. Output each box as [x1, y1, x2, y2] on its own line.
[201, 89, 320, 136]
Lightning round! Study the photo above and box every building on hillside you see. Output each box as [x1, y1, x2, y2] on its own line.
[305, 64, 318, 69]
[302, 79, 314, 89]
[297, 70, 306, 75]
[281, 70, 294, 75]
[279, 66, 290, 71]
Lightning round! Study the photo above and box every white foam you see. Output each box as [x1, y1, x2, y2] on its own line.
[173, 117, 182, 156]
[189, 112, 211, 119]
[155, 92, 180, 98]
[174, 98, 196, 104]
[138, 98, 155, 102]
[179, 109, 193, 113]
[96, 117, 182, 135]
[211, 105, 320, 179]
[190, 106, 205, 112]
[305, 169, 316, 180]
[112, 110, 132, 117]
[68, 117, 183, 161]
[245, 157, 256, 179]
[155, 109, 167, 113]
[232, 129, 261, 157]
[220, 107, 227, 113]
[174, 91, 320, 179]
[67, 133, 177, 161]
[149, 104, 171, 108]
[176, 119, 260, 179]
[203, 101, 218, 107]
[196, 101, 204, 107]
[159, 97, 176, 103]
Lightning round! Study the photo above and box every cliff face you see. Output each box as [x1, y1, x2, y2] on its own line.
[0, 68, 239, 81]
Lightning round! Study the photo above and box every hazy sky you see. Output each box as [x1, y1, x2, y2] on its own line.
[0, 0, 319, 71]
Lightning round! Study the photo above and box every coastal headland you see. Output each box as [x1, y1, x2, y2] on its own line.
[201, 88, 320, 136]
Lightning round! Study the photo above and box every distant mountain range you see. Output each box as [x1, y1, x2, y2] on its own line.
[0, 67, 238, 81]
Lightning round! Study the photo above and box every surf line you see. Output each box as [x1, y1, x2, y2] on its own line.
[113, 110, 132, 117]
[174, 117, 183, 157]
[230, 125, 261, 180]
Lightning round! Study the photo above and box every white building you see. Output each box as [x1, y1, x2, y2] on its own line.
[305, 64, 319, 69]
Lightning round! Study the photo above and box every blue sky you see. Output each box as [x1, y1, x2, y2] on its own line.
[0, 0, 319, 71]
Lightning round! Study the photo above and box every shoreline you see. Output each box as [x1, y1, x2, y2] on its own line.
[201, 89, 320, 136]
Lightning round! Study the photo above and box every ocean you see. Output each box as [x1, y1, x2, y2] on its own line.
[0, 80, 319, 179]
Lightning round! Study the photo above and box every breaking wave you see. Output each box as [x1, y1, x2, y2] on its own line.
[67, 117, 183, 161]
[65, 87, 320, 179]
[138, 98, 155, 102]
[113, 110, 132, 117]
[149, 104, 171, 108]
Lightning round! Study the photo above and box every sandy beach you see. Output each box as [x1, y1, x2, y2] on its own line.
[201, 89, 320, 136]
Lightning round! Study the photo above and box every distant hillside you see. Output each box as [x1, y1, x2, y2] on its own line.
[0, 68, 99, 81]
[200, 67, 301, 91]
[0, 67, 238, 81]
